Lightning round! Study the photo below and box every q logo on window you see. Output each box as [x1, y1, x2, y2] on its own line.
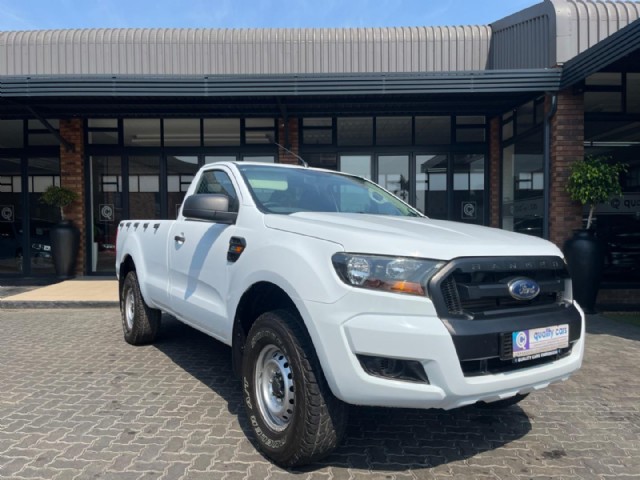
[0, 206, 14, 223]
[99, 204, 114, 222]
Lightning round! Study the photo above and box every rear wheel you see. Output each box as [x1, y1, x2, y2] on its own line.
[121, 271, 161, 345]
[242, 310, 347, 467]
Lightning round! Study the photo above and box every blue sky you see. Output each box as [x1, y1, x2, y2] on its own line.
[0, 0, 542, 30]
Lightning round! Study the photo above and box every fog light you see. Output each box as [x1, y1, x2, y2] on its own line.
[357, 355, 429, 383]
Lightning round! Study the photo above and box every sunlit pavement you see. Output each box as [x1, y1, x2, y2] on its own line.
[0, 308, 638, 479]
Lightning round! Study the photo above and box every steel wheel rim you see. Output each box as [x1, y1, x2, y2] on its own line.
[254, 344, 295, 432]
[125, 289, 135, 331]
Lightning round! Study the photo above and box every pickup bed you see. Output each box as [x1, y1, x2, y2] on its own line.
[116, 161, 585, 466]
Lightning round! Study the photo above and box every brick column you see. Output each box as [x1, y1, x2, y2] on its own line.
[549, 89, 584, 248]
[277, 118, 300, 165]
[59, 119, 86, 275]
[488, 116, 501, 228]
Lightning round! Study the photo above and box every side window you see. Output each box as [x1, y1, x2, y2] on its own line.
[195, 170, 239, 212]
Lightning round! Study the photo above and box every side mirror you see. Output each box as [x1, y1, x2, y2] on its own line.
[182, 194, 238, 224]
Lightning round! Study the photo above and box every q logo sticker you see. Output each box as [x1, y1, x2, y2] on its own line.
[99, 204, 114, 222]
[0, 205, 14, 223]
[461, 201, 477, 220]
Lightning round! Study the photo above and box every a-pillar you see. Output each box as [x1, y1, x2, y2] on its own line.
[59, 119, 86, 275]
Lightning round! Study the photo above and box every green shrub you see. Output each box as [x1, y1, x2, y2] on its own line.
[567, 156, 626, 229]
[40, 185, 79, 220]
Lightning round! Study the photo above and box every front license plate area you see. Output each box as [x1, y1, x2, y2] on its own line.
[504, 324, 569, 363]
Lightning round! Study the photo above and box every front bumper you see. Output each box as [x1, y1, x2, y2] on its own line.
[304, 291, 585, 410]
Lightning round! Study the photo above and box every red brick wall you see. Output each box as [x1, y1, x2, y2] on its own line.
[488, 116, 501, 228]
[549, 90, 584, 248]
[277, 118, 299, 165]
[58, 119, 86, 275]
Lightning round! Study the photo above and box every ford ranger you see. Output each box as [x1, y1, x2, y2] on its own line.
[115, 162, 585, 467]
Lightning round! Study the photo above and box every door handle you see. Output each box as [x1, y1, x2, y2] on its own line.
[174, 234, 185, 243]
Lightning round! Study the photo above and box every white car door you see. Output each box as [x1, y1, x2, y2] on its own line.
[168, 168, 241, 342]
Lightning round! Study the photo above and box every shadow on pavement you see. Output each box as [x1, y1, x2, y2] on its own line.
[154, 315, 532, 471]
[586, 314, 640, 341]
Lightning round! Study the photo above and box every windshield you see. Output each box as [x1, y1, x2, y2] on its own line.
[238, 165, 422, 217]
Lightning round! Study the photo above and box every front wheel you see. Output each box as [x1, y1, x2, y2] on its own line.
[242, 310, 347, 467]
[120, 271, 161, 345]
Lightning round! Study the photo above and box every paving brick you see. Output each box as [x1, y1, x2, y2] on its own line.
[1, 308, 639, 479]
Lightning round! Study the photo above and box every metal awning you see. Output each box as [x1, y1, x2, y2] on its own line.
[0, 69, 562, 99]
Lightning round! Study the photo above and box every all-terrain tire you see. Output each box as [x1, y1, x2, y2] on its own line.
[242, 310, 347, 467]
[121, 271, 161, 345]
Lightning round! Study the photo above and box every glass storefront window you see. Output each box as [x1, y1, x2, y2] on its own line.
[337, 118, 373, 146]
[302, 118, 333, 145]
[502, 130, 544, 237]
[0, 158, 24, 274]
[415, 116, 450, 145]
[415, 154, 447, 219]
[123, 119, 161, 146]
[205, 156, 237, 164]
[167, 155, 198, 218]
[164, 119, 201, 146]
[27, 119, 60, 146]
[627, 73, 640, 113]
[378, 155, 409, 202]
[204, 119, 241, 146]
[245, 118, 275, 144]
[88, 119, 119, 145]
[584, 92, 623, 113]
[128, 156, 161, 219]
[28, 158, 59, 275]
[243, 155, 274, 163]
[91, 156, 122, 273]
[0, 120, 24, 148]
[339, 155, 371, 180]
[376, 117, 412, 146]
[453, 154, 485, 224]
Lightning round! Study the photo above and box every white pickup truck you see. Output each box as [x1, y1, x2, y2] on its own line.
[116, 162, 585, 467]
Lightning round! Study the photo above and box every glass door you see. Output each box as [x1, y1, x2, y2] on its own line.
[415, 154, 448, 218]
[0, 157, 60, 276]
[0, 158, 24, 274]
[167, 155, 199, 218]
[27, 158, 60, 275]
[377, 155, 410, 203]
[90, 156, 123, 273]
[339, 155, 372, 179]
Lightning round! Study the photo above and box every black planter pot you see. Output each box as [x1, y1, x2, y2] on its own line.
[563, 229, 605, 314]
[50, 220, 80, 279]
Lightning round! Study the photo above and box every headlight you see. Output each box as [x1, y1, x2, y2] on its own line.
[332, 253, 445, 296]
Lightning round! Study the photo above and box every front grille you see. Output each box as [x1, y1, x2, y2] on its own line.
[430, 256, 570, 320]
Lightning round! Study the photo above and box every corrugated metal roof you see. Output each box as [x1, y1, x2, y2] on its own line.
[0, 26, 492, 76]
[490, 0, 640, 68]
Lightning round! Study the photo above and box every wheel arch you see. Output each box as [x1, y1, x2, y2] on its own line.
[232, 281, 313, 378]
[118, 254, 136, 303]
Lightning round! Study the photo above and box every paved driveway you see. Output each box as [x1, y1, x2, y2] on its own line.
[0, 308, 638, 480]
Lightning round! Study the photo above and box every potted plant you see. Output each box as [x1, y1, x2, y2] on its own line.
[41, 185, 80, 278]
[564, 155, 626, 313]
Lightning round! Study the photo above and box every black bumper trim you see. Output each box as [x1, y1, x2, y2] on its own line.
[442, 305, 582, 362]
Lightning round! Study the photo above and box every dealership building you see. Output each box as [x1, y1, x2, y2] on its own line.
[1, 0, 639, 304]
